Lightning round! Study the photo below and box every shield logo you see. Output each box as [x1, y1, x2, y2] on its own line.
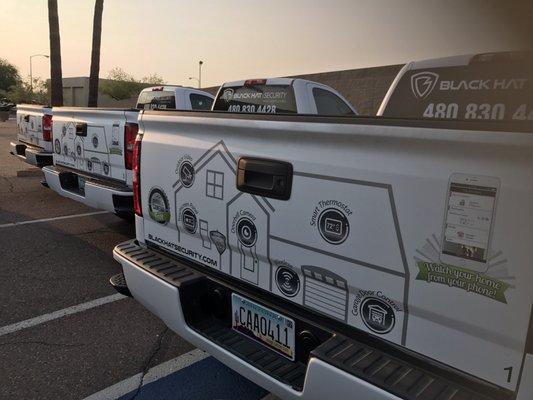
[220, 88, 234, 102]
[210, 230, 227, 255]
[410, 71, 439, 99]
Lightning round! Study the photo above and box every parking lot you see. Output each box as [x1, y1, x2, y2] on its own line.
[0, 119, 272, 399]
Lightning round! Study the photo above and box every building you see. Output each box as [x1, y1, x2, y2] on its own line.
[47, 77, 151, 108]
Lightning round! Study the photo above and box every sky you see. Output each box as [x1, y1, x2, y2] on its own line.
[1, 0, 530, 88]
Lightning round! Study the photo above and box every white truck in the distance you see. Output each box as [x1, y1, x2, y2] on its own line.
[111, 52, 532, 399]
[42, 86, 214, 218]
[10, 104, 53, 168]
[212, 78, 357, 115]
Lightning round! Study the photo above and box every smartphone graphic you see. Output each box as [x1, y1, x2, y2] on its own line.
[440, 173, 500, 272]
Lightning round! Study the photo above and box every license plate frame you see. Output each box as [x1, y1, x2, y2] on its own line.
[231, 293, 295, 361]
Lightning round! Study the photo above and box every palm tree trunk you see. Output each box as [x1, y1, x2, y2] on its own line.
[47, 0, 63, 106]
[88, 0, 104, 107]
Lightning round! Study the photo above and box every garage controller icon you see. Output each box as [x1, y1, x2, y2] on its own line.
[360, 297, 396, 334]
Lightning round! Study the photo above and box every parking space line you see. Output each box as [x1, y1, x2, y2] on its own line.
[0, 293, 125, 337]
[82, 348, 209, 400]
[0, 210, 110, 229]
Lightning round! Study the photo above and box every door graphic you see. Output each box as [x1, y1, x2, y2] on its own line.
[236, 217, 259, 284]
[228, 194, 269, 286]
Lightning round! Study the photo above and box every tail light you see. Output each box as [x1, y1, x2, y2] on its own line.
[124, 122, 139, 170]
[42, 114, 53, 142]
[132, 135, 142, 216]
[244, 79, 267, 86]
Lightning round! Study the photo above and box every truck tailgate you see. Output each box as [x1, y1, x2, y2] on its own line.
[16, 104, 52, 151]
[51, 108, 138, 184]
[137, 111, 533, 392]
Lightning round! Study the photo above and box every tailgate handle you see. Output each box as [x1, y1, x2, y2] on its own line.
[75, 123, 87, 137]
[237, 157, 292, 200]
[23, 115, 30, 122]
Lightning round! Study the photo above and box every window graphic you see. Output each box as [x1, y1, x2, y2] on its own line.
[206, 170, 224, 200]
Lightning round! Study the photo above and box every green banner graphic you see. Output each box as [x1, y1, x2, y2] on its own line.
[416, 262, 510, 304]
[110, 147, 123, 155]
[149, 210, 170, 224]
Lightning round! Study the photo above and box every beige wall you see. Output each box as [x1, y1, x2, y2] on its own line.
[48, 77, 141, 107]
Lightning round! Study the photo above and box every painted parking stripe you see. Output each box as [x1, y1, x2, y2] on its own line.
[0, 210, 110, 229]
[0, 293, 125, 337]
[117, 355, 268, 400]
[83, 349, 209, 400]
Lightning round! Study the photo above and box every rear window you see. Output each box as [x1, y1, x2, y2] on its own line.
[136, 91, 176, 110]
[190, 94, 213, 110]
[313, 88, 355, 116]
[381, 53, 533, 122]
[213, 84, 297, 114]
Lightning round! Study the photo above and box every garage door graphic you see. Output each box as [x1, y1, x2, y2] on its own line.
[302, 265, 349, 322]
[162, 140, 409, 345]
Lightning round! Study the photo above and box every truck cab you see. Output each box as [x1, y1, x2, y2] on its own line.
[10, 104, 53, 168]
[136, 86, 214, 111]
[377, 51, 533, 121]
[212, 78, 356, 115]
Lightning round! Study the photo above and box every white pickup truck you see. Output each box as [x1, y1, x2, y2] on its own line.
[42, 86, 214, 217]
[111, 53, 532, 400]
[10, 104, 53, 168]
[212, 78, 357, 115]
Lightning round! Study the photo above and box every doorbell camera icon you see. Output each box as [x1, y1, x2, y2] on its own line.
[236, 217, 257, 247]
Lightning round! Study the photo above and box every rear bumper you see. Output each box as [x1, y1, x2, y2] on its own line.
[10, 141, 53, 168]
[42, 165, 133, 214]
[113, 239, 506, 400]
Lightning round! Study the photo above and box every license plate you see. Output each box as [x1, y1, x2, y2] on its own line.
[231, 293, 295, 361]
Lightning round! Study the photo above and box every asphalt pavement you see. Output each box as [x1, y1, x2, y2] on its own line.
[0, 119, 272, 400]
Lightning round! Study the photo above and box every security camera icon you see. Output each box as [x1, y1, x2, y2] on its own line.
[237, 218, 257, 247]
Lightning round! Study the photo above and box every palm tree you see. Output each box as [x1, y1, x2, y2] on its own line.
[88, 0, 104, 107]
[47, 0, 63, 106]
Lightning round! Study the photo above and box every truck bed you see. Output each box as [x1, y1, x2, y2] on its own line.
[131, 109, 533, 395]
